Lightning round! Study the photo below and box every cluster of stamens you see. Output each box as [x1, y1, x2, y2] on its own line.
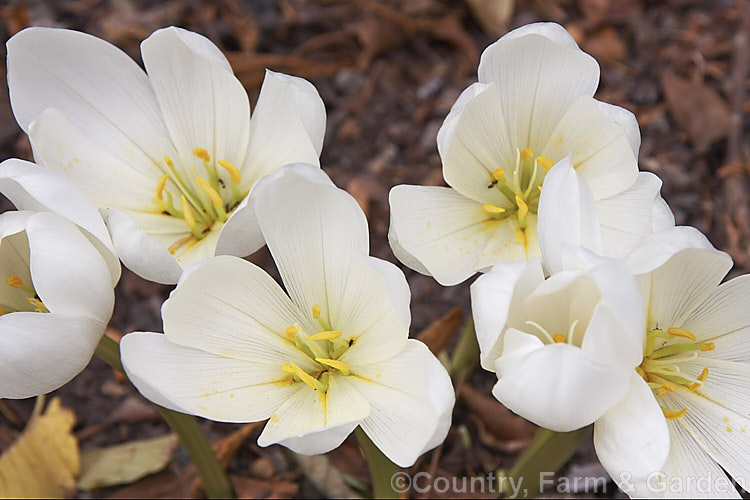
[280, 305, 354, 392]
[482, 147, 553, 229]
[154, 148, 247, 254]
[637, 327, 714, 421]
[1, 275, 48, 314]
[525, 319, 581, 346]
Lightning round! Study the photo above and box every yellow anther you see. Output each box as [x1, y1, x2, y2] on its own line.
[688, 382, 701, 392]
[699, 342, 715, 352]
[552, 333, 565, 343]
[698, 367, 709, 382]
[491, 168, 505, 182]
[6, 275, 23, 288]
[218, 159, 242, 183]
[515, 196, 529, 219]
[657, 383, 676, 396]
[193, 147, 211, 163]
[284, 325, 299, 340]
[482, 204, 506, 215]
[181, 195, 196, 228]
[667, 327, 696, 341]
[156, 174, 169, 200]
[280, 363, 295, 374]
[289, 362, 320, 390]
[308, 330, 343, 341]
[536, 156, 554, 170]
[315, 357, 350, 374]
[520, 147, 534, 160]
[663, 408, 687, 420]
[197, 177, 223, 207]
[312, 305, 321, 319]
[164, 156, 175, 168]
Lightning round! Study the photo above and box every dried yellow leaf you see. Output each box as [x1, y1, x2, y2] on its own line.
[0, 398, 79, 499]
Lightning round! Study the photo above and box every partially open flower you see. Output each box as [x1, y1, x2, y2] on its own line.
[389, 22, 668, 285]
[6, 26, 326, 284]
[121, 164, 454, 466]
[0, 211, 115, 399]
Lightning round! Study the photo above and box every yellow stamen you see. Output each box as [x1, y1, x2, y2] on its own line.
[552, 333, 565, 343]
[180, 195, 196, 228]
[156, 174, 169, 200]
[168, 235, 195, 254]
[515, 196, 528, 219]
[6, 275, 23, 288]
[536, 156, 554, 170]
[688, 382, 701, 392]
[667, 327, 696, 341]
[482, 204, 506, 215]
[698, 367, 709, 382]
[308, 330, 343, 341]
[193, 147, 210, 163]
[280, 363, 295, 374]
[312, 305, 321, 319]
[197, 177, 223, 207]
[490, 168, 505, 182]
[218, 159, 242, 183]
[699, 342, 715, 352]
[284, 325, 299, 340]
[663, 408, 687, 420]
[164, 156, 175, 168]
[315, 357, 350, 374]
[657, 383, 676, 396]
[289, 362, 320, 390]
[520, 147, 534, 160]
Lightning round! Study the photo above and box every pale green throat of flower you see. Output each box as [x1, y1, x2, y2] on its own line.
[482, 147, 553, 229]
[280, 305, 356, 392]
[1, 274, 48, 314]
[154, 148, 248, 254]
[637, 327, 714, 421]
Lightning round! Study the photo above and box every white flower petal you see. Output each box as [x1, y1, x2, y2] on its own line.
[257, 375, 370, 455]
[629, 227, 732, 330]
[676, 357, 750, 417]
[364, 256, 411, 328]
[683, 274, 750, 343]
[242, 71, 324, 189]
[470, 258, 545, 370]
[214, 194, 265, 258]
[493, 329, 629, 431]
[438, 82, 513, 205]
[537, 158, 602, 275]
[478, 26, 599, 152]
[140, 27, 250, 171]
[594, 100, 641, 156]
[389, 185, 530, 286]
[102, 208, 184, 285]
[581, 302, 643, 376]
[593, 374, 670, 492]
[659, 420, 740, 499]
[7, 27, 171, 169]
[494, 22, 581, 49]
[652, 195, 676, 231]
[351, 340, 455, 467]
[121, 331, 297, 422]
[26, 212, 114, 323]
[0, 312, 104, 399]
[541, 96, 638, 200]
[162, 255, 319, 372]
[0, 157, 121, 284]
[596, 171, 663, 260]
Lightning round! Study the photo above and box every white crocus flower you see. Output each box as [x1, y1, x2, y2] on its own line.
[593, 226, 750, 498]
[389, 22, 667, 285]
[0, 210, 114, 399]
[470, 248, 645, 431]
[120, 164, 454, 466]
[6, 26, 326, 284]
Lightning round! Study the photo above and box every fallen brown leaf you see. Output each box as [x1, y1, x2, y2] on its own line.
[463, 0, 514, 36]
[231, 475, 298, 499]
[460, 385, 536, 443]
[416, 306, 464, 355]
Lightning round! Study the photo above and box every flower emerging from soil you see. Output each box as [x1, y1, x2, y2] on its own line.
[389, 22, 667, 285]
[120, 164, 454, 466]
[0, 210, 115, 399]
[593, 227, 750, 498]
[6, 26, 326, 284]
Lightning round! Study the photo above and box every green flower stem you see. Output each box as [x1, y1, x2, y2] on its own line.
[355, 426, 401, 499]
[501, 426, 591, 498]
[450, 317, 479, 381]
[94, 335, 234, 499]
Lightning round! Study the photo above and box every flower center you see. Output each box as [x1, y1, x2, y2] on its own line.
[153, 148, 247, 254]
[526, 319, 581, 346]
[1, 274, 48, 314]
[482, 147, 553, 229]
[279, 305, 355, 392]
[637, 327, 714, 421]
